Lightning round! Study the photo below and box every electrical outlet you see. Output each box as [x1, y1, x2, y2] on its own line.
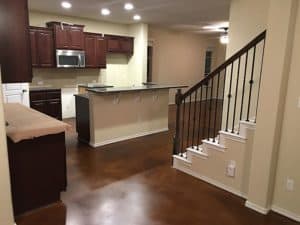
[226, 160, 236, 177]
[37, 81, 44, 86]
[286, 178, 294, 191]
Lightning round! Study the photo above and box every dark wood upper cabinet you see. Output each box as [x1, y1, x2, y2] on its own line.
[105, 35, 134, 55]
[47, 22, 84, 50]
[38, 30, 54, 67]
[0, 0, 32, 83]
[120, 37, 134, 54]
[30, 30, 39, 67]
[84, 33, 106, 68]
[30, 27, 55, 68]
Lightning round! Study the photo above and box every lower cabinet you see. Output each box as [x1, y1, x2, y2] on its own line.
[30, 89, 62, 120]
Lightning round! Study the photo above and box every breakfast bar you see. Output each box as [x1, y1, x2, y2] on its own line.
[75, 85, 186, 148]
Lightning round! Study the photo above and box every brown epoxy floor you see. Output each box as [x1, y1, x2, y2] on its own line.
[16, 107, 299, 225]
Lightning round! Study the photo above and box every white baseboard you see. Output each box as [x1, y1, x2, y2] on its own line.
[173, 161, 246, 199]
[90, 128, 169, 148]
[245, 200, 270, 215]
[272, 205, 300, 222]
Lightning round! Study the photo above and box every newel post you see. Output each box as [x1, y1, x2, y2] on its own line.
[173, 89, 182, 156]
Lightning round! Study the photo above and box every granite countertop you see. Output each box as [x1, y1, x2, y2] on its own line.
[29, 86, 61, 91]
[78, 84, 114, 88]
[87, 85, 188, 94]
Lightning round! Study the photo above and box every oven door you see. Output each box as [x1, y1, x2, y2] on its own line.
[56, 50, 85, 68]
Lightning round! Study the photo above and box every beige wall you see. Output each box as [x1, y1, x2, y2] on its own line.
[272, 2, 300, 216]
[226, 0, 270, 57]
[29, 11, 148, 87]
[0, 69, 14, 225]
[227, 0, 300, 219]
[89, 89, 169, 147]
[148, 26, 226, 104]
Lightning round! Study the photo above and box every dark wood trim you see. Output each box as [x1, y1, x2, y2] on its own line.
[46, 21, 85, 28]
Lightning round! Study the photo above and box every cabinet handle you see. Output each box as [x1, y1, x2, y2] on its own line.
[33, 103, 43, 106]
[49, 101, 59, 104]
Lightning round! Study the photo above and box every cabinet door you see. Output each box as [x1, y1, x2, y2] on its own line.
[46, 100, 62, 120]
[96, 37, 107, 68]
[37, 30, 54, 67]
[84, 35, 97, 67]
[31, 100, 46, 113]
[120, 38, 133, 54]
[69, 26, 84, 50]
[29, 30, 38, 67]
[107, 38, 120, 53]
[0, 0, 32, 83]
[54, 25, 69, 49]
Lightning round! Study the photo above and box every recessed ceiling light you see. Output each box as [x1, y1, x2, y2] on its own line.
[101, 8, 111, 16]
[124, 3, 134, 10]
[61, 1, 72, 9]
[133, 14, 141, 21]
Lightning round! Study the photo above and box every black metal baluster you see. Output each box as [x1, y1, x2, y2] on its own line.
[207, 77, 214, 140]
[192, 90, 198, 148]
[232, 57, 241, 133]
[196, 86, 203, 149]
[219, 68, 227, 132]
[202, 83, 209, 139]
[225, 63, 234, 132]
[173, 89, 182, 155]
[240, 51, 248, 122]
[180, 98, 186, 156]
[255, 40, 266, 123]
[186, 95, 192, 148]
[213, 73, 221, 142]
[247, 46, 256, 122]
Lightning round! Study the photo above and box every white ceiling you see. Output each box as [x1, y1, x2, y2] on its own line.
[28, 0, 230, 33]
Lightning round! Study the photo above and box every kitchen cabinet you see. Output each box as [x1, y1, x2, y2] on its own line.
[84, 33, 107, 68]
[105, 35, 134, 55]
[47, 22, 85, 50]
[0, 0, 32, 83]
[30, 27, 55, 68]
[30, 89, 62, 120]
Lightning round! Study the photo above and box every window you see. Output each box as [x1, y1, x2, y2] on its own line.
[204, 50, 213, 76]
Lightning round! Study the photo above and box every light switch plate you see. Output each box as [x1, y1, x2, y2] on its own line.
[287, 178, 294, 191]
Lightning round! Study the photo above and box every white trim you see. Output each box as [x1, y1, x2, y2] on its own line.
[272, 205, 300, 222]
[173, 160, 246, 199]
[186, 147, 208, 159]
[219, 131, 247, 143]
[245, 201, 270, 215]
[240, 121, 256, 130]
[202, 139, 227, 152]
[90, 128, 169, 148]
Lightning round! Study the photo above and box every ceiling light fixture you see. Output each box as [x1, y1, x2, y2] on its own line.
[220, 28, 229, 45]
[61, 1, 72, 9]
[124, 3, 134, 10]
[101, 8, 111, 16]
[133, 14, 141, 21]
[220, 35, 229, 44]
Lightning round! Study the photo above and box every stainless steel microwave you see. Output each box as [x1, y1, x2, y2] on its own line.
[56, 49, 85, 68]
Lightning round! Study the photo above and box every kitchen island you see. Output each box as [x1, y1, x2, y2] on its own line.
[75, 85, 186, 148]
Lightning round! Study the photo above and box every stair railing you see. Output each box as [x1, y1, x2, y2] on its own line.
[173, 31, 266, 156]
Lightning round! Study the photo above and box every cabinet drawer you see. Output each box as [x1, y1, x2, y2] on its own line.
[30, 91, 46, 101]
[46, 91, 61, 100]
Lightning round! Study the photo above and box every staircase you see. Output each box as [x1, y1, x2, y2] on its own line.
[172, 31, 266, 198]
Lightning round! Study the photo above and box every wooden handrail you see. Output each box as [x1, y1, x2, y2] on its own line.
[180, 30, 266, 100]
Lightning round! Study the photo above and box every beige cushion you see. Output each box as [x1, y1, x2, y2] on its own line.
[4, 103, 71, 143]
